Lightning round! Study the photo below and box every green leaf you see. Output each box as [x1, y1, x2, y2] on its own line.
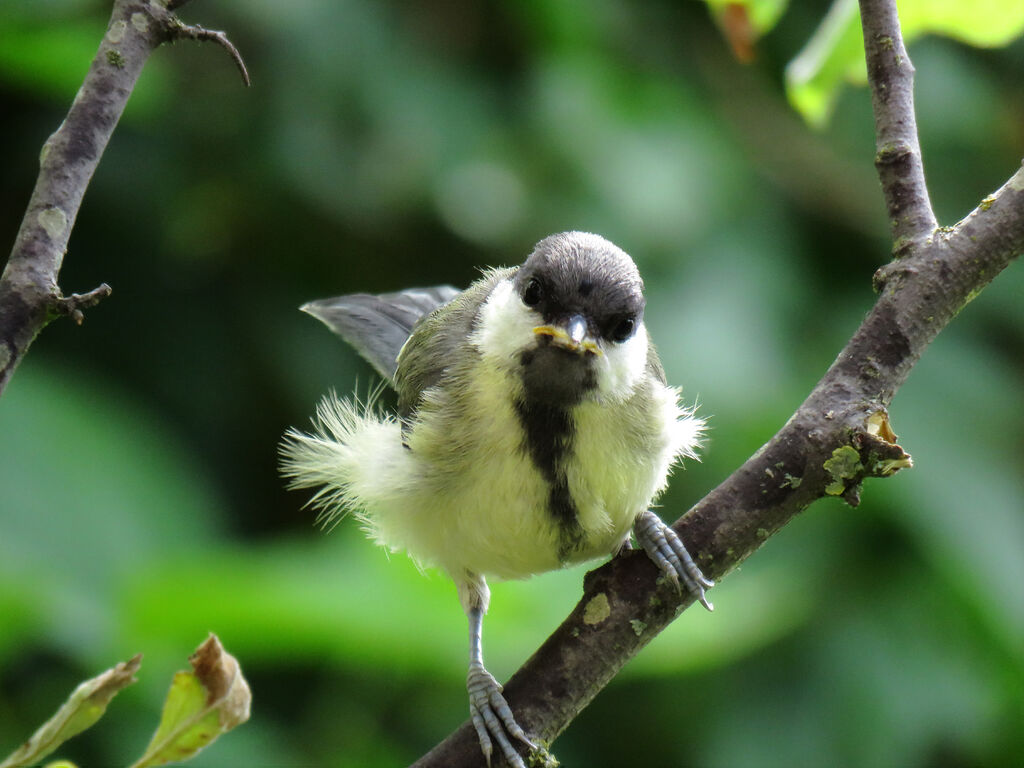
[129, 635, 250, 768]
[785, 0, 1024, 126]
[899, 0, 1024, 46]
[705, 0, 790, 38]
[784, 0, 864, 129]
[0, 656, 141, 768]
[700, 0, 790, 64]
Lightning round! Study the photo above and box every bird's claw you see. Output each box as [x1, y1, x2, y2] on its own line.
[468, 663, 534, 768]
[634, 509, 715, 611]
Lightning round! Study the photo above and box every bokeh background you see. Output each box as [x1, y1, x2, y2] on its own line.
[2, 0, 1023, 766]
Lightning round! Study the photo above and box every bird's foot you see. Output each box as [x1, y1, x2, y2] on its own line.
[467, 662, 535, 768]
[634, 509, 715, 611]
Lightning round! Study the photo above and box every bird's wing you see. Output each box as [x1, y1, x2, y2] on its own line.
[394, 267, 516, 423]
[301, 286, 461, 383]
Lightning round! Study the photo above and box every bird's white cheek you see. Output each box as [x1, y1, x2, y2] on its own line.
[469, 279, 537, 366]
[595, 324, 649, 401]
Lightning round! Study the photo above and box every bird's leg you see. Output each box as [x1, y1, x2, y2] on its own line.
[460, 574, 535, 768]
[633, 509, 715, 611]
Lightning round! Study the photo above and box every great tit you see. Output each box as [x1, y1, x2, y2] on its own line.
[281, 231, 713, 767]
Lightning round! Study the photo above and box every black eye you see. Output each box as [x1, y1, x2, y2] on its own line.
[522, 278, 543, 307]
[610, 316, 635, 342]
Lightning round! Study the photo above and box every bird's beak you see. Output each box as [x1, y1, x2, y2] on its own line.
[533, 314, 602, 356]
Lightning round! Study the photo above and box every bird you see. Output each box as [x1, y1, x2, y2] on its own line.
[280, 231, 713, 767]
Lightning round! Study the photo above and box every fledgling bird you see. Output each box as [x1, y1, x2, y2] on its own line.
[280, 231, 713, 768]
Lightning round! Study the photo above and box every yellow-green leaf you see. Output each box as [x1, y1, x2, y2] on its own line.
[785, 0, 1024, 126]
[0, 656, 141, 768]
[900, 0, 1024, 47]
[705, 0, 789, 38]
[785, 0, 863, 129]
[129, 635, 251, 768]
[705, 0, 790, 62]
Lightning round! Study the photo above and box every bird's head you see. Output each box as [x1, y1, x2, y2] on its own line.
[473, 232, 651, 405]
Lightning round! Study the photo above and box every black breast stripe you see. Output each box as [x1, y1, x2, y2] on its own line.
[513, 398, 584, 559]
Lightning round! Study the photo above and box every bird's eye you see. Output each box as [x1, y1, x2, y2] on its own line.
[610, 316, 635, 342]
[522, 278, 543, 307]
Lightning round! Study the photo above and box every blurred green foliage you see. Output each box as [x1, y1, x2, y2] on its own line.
[786, 0, 1024, 126]
[1, 0, 1022, 766]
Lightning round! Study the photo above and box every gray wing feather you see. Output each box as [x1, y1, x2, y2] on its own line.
[302, 285, 461, 382]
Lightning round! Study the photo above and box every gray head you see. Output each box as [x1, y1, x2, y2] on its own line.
[471, 232, 651, 406]
[512, 232, 645, 347]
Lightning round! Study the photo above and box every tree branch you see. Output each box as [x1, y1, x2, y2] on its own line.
[414, 2, 1021, 765]
[858, 0, 937, 251]
[0, 0, 248, 396]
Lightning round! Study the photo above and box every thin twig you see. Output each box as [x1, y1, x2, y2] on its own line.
[858, 0, 937, 253]
[170, 21, 251, 87]
[50, 283, 113, 326]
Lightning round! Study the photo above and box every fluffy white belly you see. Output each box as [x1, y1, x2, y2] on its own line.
[284, 366, 695, 584]
[359, 372, 677, 582]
